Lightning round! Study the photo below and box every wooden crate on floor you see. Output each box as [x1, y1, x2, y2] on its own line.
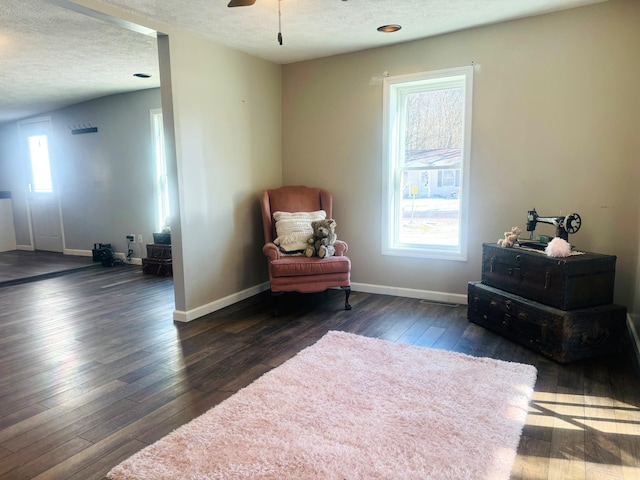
[146, 243, 172, 259]
[142, 258, 172, 276]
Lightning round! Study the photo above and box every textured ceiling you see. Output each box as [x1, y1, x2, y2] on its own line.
[0, 1, 160, 125]
[0, 0, 607, 125]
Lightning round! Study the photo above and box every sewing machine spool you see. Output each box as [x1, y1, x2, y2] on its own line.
[525, 208, 581, 242]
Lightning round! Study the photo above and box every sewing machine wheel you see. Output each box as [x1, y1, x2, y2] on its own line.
[564, 213, 581, 234]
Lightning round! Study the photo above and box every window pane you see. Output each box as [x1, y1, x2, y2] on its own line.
[28, 135, 53, 192]
[397, 87, 464, 247]
[152, 111, 170, 231]
[399, 169, 460, 246]
[403, 88, 464, 155]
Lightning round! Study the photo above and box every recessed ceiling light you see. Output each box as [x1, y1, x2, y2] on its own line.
[133, 73, 151, 78]
[377, 24, 401, 33]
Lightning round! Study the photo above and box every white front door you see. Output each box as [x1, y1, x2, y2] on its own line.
[29, 192, 63, 252]
[19, 118, 64, 253]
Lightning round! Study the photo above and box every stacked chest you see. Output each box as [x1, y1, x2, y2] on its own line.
[142, 243, 173, 276]
[468, 243, 626, 363]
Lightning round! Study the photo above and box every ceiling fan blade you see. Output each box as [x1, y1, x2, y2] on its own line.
[227, 0, 256, 6]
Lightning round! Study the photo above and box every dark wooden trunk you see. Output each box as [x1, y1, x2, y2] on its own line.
[481, 243, 616, 310]
[142, 257, 173, 276]
[143, 243, 173, 276]
[467, 281, 626, 363]
[146, 243, 172, 259]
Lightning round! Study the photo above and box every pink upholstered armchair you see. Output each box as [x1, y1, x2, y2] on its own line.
[261, 186, 351, 314]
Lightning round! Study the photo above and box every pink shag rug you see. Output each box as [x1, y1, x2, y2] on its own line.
[108, 331, 537, 480]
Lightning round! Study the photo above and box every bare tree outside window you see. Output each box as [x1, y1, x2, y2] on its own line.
[404, 89, 464, 151]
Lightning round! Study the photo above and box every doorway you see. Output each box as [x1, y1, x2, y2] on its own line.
[18, 117, 64, 253]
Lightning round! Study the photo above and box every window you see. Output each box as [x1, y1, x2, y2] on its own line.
[151, 109, 170, 231]
[382, 66, 473, 260]
[28, 135, 53, 193]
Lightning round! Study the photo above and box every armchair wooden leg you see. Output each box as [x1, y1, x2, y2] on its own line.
[341, 286, 352, 310]
[271, 291, 284, 316]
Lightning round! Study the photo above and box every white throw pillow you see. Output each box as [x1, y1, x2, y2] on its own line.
[273, 210, 326, 252]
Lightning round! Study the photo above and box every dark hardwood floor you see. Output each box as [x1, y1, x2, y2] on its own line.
[0, 265, 639, 479]
[0, 251, 98, 287]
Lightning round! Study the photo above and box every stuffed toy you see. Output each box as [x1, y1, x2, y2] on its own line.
[497, 226, 521, 247]
[305, 219, 337, 258]
[545, 237, 572, 257]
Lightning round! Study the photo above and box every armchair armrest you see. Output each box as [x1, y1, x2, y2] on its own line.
[263, 242, 281, 261]
[335, 239, 348, 256]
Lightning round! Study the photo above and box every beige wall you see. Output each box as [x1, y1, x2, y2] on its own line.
[282, 0, 640, 310]
[160, 32, 282, 319]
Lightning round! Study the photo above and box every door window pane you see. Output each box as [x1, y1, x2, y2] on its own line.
[28, 135, 53, 193]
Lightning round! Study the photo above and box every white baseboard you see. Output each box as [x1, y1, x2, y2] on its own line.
[16, 244, 34, 251]
[174, 282, 466, 323]
[113, 252, 142, 265]
[64, 248, 93, 257]
[350, 282, 468, 306]
[173, 282, 271, 323]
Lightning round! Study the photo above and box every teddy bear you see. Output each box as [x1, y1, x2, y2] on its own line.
[497, 226, 521, 248]
[304, 219, 337, 258]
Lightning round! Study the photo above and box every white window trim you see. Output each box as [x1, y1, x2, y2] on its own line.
[381, 66, 473, 261]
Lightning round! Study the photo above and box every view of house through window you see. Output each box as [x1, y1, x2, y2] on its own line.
[383, 66, 473, 260]
[151, 109, 170, 232]
[28, 135, 53, 193]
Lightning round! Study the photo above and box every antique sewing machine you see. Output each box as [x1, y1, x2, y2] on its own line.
[520, 208, 582, 249]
